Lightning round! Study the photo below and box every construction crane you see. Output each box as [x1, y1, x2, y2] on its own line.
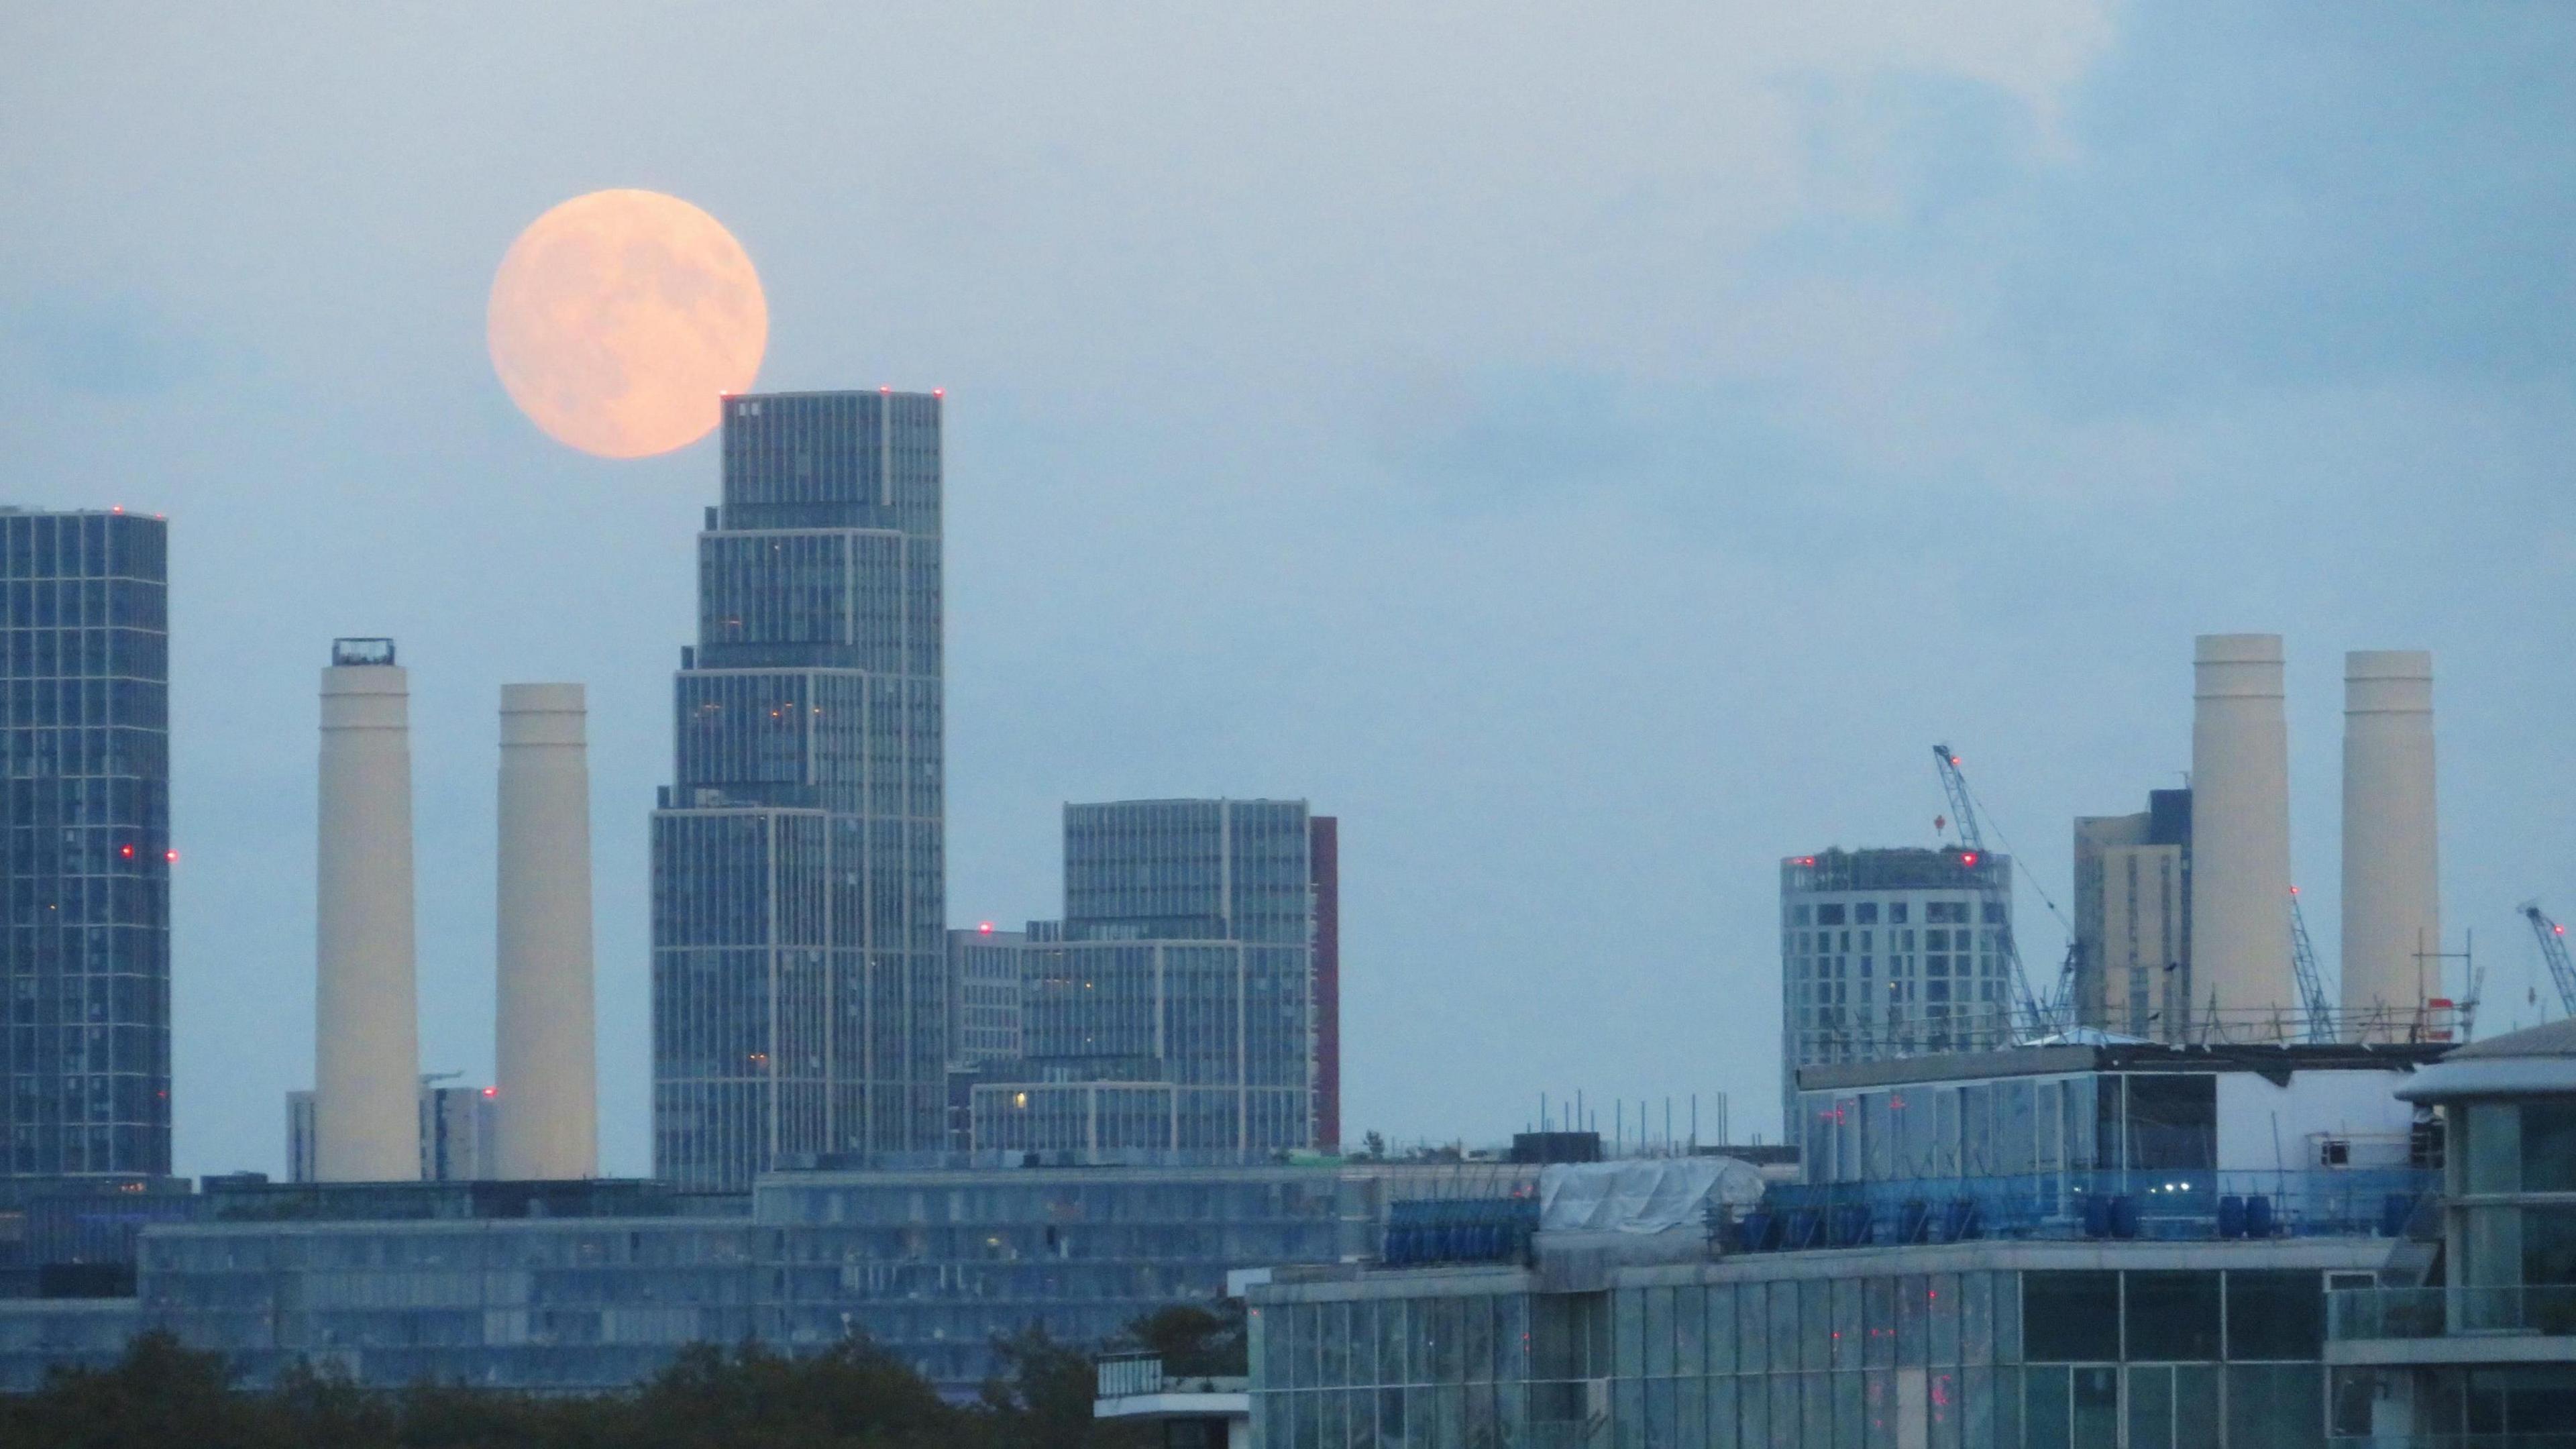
[1930, 745, 2060, 1039]
[2519, 902, 2576, 1018]
[2287, 887, 2334, 1042]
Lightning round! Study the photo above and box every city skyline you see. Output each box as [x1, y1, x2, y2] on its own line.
[5, 6, 2571, 1180]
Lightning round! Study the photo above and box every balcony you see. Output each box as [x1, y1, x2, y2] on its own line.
[1093, 1352, 1249, 1446]
[2328, 1439, 2576, 1448]
[1749, 1167, 2434, 1250]
[2330, 1285, 2576, 1342]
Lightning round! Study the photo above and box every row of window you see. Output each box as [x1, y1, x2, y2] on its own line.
[1790, 900, 2004, 928]
[0, 578, 167, 631]
[1792, 928, 2000, 955]
[0, 512, 166, 582]
[2, 674, 169, 732]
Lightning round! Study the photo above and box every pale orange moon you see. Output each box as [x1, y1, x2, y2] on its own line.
[487, 189, 767, 459]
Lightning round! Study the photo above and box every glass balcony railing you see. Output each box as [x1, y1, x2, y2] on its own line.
[1753, 1168, 2434, 1249]
[2329, 1438, 2576, 1448]
[2328, 1285, 2576, 1341]
[1096, 1353, 1166, 1399]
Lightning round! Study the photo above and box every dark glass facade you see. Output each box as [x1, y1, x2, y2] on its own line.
[651, 393, 946, 1190]
[0, 510, 171, 1177]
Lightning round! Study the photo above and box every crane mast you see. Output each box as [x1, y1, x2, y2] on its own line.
[2520, 902, 2576, 1018]
[1930, 745, 2053, 1039]
[2288, 888, 2334, 1042]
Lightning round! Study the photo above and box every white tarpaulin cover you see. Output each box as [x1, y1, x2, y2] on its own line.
[1538, 1158, 1767, 1234]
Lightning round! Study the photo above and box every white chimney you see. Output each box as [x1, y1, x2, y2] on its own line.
[2341, 650, 2438, 1038]
[2190, 633, 2298, 1039]
[494, 683, 597, 1179]
[315, 639, 423, 1181]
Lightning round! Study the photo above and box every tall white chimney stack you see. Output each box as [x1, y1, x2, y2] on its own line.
[315, 638, 423, 1181]
[2341, 650, 2438, 1038]
[2190, 633, 2298, 1039]
[494, 683, 597, 1179]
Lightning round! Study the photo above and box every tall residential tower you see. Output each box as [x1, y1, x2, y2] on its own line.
[651, 390, 947, 1189]
[0, 508, 171, 1176]
[1780, 847, 2013, 1146]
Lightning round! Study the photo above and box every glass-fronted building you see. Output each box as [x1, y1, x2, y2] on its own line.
[0, 1162, 1501, 1398]
[2326, 1018, 2576, 1441]
[652, 391, 948, 1190]
[975, 800, 1332, 1156]
[1250, 1244, 2378, 1449]
[1782, 849, 2015, 1147]
[0, 507, 171, 1177]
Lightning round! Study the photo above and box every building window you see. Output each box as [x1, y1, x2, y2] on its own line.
[2124, 1271, 2220, 1360]
[2023, 1271, 2120, 1362]
[2224, 1270, 2322, 1360]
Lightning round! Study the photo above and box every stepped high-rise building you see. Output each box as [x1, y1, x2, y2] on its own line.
[0, 508, 172, 1177]
[651, 391, 947, 1189]
[971, 800, 1336, 1158]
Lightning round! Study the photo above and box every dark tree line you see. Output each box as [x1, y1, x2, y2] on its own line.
[0, 1305, 1245, 1449]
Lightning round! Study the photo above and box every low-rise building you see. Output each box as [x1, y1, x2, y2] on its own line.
[0, 1159, 1532, 1398]
[1246, 1040, 2469, 1448]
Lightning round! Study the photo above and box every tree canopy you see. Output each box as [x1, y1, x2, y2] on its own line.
[0, 1328, 1163, 1449]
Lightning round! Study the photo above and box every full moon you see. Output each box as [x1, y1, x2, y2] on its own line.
[486, 189, 767, 459]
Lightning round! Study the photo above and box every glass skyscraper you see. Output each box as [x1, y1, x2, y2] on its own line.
[973, 800, 1330, 1157]
[0, 508, 171, 1177]
[651, 392, 946, 1190]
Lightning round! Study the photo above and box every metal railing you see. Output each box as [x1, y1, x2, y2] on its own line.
[2330, 1438, 2576, 1448]
[1748, 1168, 2434, 1250]
[2328, 1285, 2576, 1340]
[1096, 1353, 1165, 1399]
